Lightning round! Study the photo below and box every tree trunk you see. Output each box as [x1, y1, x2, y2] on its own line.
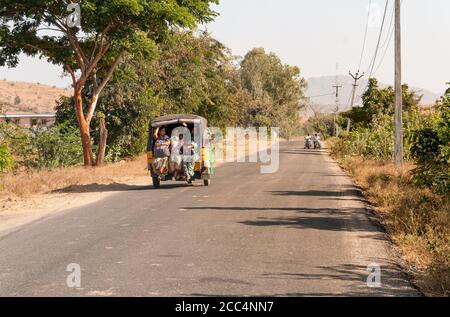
[74, 89, 94, 166]
[96, 115, 108, 167]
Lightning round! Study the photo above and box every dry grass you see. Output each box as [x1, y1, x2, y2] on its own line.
[0, 155, 149, 204]
[0, 80, 70, 113]
[0, 138, 269, 205]
[333, 154, 450, 296]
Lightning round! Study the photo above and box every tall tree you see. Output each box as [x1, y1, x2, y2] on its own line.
[239, 48, 307, 137]
[151, 31, 244, 128]
[343, 78, 422, 129]
[0, 0, 217, 166]
[56, 31, 244, 161]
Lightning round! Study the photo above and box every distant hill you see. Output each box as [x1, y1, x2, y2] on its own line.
[0, 80, 71, 114]
[305, 75, 441, 114]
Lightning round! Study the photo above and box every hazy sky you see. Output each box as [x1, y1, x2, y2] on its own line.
[1, 0, 449, 94]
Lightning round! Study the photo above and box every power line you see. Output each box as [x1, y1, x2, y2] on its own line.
[358, 0, 373, 71]
[366, 0, 390, 79]
[350, 0, 374, 104]
[379, 1, 395, 49]
[373, 21, 394, 74]
[373, 0, 403, 75]
[307, 93, 335, 99]
[360, 0, 390, 95]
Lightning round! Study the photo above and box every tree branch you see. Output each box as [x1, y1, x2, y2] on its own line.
[85, 51, 125, 123]
[96, 51, 124, 95]
[77, 42, 111, 90]
[65, 64, 77, 86]
[65, 28, 87, 71]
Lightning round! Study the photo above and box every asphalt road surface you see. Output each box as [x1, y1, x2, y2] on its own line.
[0, 141, 419, 296]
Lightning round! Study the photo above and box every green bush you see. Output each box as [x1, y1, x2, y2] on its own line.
[410, 91, 450, 197]
[332, 105, 432, 162]
[331, 114, 394, 160]
[33, 124, 84, 169]
[0, 123, 84, 169]
[0, 144, 14, 173]
[0, 122, 34, 167]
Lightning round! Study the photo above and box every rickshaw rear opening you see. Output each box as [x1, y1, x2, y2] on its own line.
[147, 115, 215, 189]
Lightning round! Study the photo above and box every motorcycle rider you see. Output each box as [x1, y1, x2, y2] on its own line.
[304, 134, 312, 149]
[313, 133, 322, 149]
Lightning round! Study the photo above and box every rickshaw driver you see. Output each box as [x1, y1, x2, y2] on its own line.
[153, 126, 171, 175]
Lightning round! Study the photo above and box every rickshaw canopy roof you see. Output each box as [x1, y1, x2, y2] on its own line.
[150, 114, 208, 129]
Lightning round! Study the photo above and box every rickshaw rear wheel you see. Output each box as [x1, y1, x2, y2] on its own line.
[152, 176, 161, 189]
[203, 179, 210, 186]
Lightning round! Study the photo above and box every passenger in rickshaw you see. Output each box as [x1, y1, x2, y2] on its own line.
[182, 127, 199, 183]
[169, 133, 185, 180]
[152, 126, 171, 175]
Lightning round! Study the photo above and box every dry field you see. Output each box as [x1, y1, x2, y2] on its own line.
[0, 155, 149, 207]
[0, 80, 70, 113]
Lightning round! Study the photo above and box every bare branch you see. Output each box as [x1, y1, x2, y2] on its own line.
[65, 64, 77, 86]
[85, 51, 125, 123]
[79, 42, 111, 88]
[96, 51, 124, 95]
[66, 28, 88, 70]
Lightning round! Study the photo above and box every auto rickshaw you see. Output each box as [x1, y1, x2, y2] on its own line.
[147, 115, 215, 189]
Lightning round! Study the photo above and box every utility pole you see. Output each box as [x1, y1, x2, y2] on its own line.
[332, 84, 342, 137]
[394, 0, 403, 166]
[346, 70, 365, 133]
[349, 70, 365, 108]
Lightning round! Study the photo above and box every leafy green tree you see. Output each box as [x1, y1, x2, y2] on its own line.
[0, 0, 217, 166]
[239, 48, 307, 138]
[343, 78, 422, 129]
[56, 31, 244, 161]
[150, 31, 244, 128]
[56, 53, 160, 161]
[303, 113, 335, 139]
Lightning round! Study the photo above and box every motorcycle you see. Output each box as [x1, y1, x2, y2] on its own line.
[304, 137, 313, 149]
[314, 138, 322, 150]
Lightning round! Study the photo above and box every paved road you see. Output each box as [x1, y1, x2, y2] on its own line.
[0, 141, 418, 296]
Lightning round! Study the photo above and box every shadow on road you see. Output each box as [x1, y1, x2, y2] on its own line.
[184, 206, 377, 233]
[237, 211, 375, 232]
[186, 263, 419, 297]
[52, 182, 189, 193]
[258, 263, 419, 297]
[270, 189, 363, 198]
[281, 149, 325, 156]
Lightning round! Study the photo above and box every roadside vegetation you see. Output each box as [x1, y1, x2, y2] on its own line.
[328, 82, 450, 296]
[0, 30, 306, 202]
[0, 33, 306, 170]
[0, 2, 306, 167]
[1, 2, 306, 199]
